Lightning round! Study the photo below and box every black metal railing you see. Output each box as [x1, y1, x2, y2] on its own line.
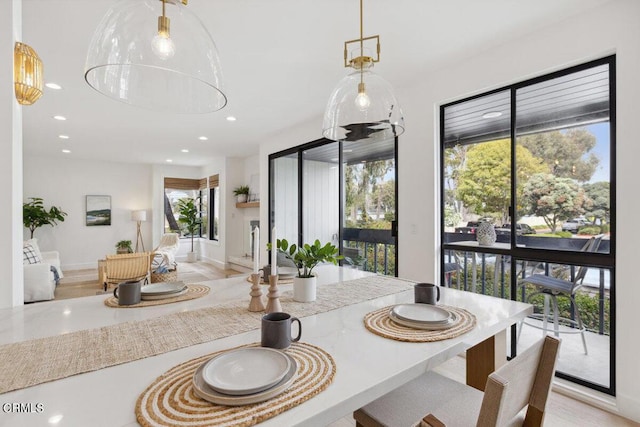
[343, 227, 396, 276]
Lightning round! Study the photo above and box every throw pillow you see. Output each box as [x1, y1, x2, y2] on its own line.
[23, 243, 42, 265]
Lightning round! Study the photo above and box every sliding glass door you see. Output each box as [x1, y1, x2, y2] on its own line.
[270, 137, 398, 276]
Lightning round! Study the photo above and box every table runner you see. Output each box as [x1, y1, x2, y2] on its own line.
[0, 275, 412, 394]
[364, 305, 476, 342]
[103, 284, 210, 308]
[136, 342, 335, 427]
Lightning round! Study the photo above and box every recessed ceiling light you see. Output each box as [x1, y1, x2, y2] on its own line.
[343, 149, 353, 153]
[58, 135, 69, 139]
[226, 116, 236, 122]
[198, 136, 208, 141]
[61, 149, 71, 153]
[181, 149, 189, 153]
[53, 115, 66, 121]
[45, 83, 62, 90]
[166, 159, 173, 163]
[330, 158, 339, 161]
[482, 111, 502, 119]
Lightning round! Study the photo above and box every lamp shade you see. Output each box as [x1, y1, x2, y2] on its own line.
[132, 210, 147, 222]
[14, 42, 43, 106]
[84, 0, 227, 114]
[323, 67, 404, 142]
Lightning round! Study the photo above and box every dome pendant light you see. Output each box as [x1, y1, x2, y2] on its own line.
[84, 0, 227, 114]
[322, 0, 404, 142]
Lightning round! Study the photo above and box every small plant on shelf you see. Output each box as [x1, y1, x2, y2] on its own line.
[268, 239, 343, 278]
[115, 240, 133, 254]
[233, 185, 250, 203]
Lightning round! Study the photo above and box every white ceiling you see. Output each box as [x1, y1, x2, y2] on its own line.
[21, 0, 612, 167]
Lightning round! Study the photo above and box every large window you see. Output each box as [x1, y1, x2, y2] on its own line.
[209, 174, 219, 241]
[441, 56, 615, 394]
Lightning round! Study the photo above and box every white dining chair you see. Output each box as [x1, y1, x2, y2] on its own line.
[353, 335, 560, 427]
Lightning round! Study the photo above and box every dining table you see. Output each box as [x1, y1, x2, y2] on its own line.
[0, 265, 531, 427]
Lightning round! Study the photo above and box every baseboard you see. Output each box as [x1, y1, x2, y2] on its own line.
[61, 262, 98, 271]
[552, 378, 621, 417]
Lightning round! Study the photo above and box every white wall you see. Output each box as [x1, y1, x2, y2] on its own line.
[303, 159, 339, 245]
[257, 0, 640, 420]
[24, 156, 154, 270]
[200, 158, 225, 268]
[0, 0, 24, 308]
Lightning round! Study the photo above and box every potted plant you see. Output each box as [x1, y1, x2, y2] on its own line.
[115, 240, 133, 254]
[233, 185, 250, 203]
[269, 239, 343, 302]
[176, 197, 201, 262]
[23, 197, 67, 238]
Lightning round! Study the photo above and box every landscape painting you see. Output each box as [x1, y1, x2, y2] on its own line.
[86, 195, 111, 226]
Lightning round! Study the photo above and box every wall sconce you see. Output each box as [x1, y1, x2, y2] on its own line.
[14, 42, 43, 105]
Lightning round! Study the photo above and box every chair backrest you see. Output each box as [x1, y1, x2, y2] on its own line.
[105, 252, 150, 283]
[572, 234, 603, 284]
[476, 336, 560, 427]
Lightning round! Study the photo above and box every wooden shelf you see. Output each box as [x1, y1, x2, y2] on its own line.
[236, 201, 259, 208]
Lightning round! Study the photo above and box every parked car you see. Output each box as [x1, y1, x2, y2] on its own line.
[454, 221, 479, 234]
[562, 218, 587, 233]
[495, 223, 537, 236]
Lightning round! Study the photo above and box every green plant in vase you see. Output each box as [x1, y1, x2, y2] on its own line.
[233, 185, 250, 203]
[115, 240, 133, 254]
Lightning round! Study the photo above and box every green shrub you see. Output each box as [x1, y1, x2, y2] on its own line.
[601, 223, 610, 233]
[578, 226, 601, 235]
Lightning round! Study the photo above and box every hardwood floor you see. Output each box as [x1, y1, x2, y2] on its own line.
[55, 261, 242, 300]
[328, 355, 638, 427]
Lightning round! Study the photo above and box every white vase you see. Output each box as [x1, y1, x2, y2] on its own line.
[186, 251, 198, 263]
[293, 276, 317, 302]
[476, 222, 496, 246]
[236, 194, 248, 203]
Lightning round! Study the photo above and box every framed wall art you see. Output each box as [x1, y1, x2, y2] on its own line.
[86, 195, 111, 226]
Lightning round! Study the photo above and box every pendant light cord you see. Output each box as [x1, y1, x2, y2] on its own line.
[359, 0, 364, 85]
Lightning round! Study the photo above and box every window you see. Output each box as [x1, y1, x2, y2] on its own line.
[163, 177, 207, 238]
[441, 56, 615, 395]
[209, 174, 219, 241]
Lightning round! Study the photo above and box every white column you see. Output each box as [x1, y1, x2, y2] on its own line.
[0, 0, 24, 307]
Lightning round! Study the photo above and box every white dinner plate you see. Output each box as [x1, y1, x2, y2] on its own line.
[141, 288, 188, 300]
[141, 282, 186, 295]
[193, 353, 297, 406]
[202, 347, 291, 396]
[389, 311, 457, 331]
[390, 304, 452, 324]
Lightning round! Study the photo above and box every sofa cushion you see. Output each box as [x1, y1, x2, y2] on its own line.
[23, 242, 42, 265]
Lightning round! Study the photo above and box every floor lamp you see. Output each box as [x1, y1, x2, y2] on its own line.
[132, 210, 147, 253]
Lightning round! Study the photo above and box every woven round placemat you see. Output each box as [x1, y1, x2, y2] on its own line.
[135, 342, 335, 427]
[103, 284, 210, 308]
[364, 305, 476, 342]
[245, 275, 294, 285]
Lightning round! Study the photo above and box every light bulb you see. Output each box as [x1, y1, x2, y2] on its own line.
[152, 33, 175, 59]
[355, 91, 371, 111]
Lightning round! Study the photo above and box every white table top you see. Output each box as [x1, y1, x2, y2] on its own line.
[0, 266, 531, 427]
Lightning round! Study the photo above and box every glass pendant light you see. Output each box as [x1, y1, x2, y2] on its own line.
[84, 0, 227, 114]
[323, 0, 404, 142]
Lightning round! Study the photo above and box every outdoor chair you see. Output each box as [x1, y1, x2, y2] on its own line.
[517, 235, 603, 355]
[354, 335, 560, 427]
[102, 252, 151, 291]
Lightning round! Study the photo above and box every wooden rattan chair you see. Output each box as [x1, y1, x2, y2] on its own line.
[102, 252, 151, 291]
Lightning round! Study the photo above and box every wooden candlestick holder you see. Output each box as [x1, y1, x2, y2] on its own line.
[248, 273, 265, 312]
[265, 274, 282, 313]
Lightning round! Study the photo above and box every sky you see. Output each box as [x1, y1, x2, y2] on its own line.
[586, 122, 610, 183]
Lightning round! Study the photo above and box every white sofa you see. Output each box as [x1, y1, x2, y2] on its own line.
[23, 239, 63, 303]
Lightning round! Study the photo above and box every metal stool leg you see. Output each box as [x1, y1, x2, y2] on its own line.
[570, 294, 589, 355]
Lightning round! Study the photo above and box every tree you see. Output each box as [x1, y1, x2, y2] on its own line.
[23, 197, 67, 238]
[583, 181, 610, 223]
[164, 192, 180, 231]
[521, 173, 588, 231]
[518, 128, 599, 182]
[456, 139, 547, 224]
